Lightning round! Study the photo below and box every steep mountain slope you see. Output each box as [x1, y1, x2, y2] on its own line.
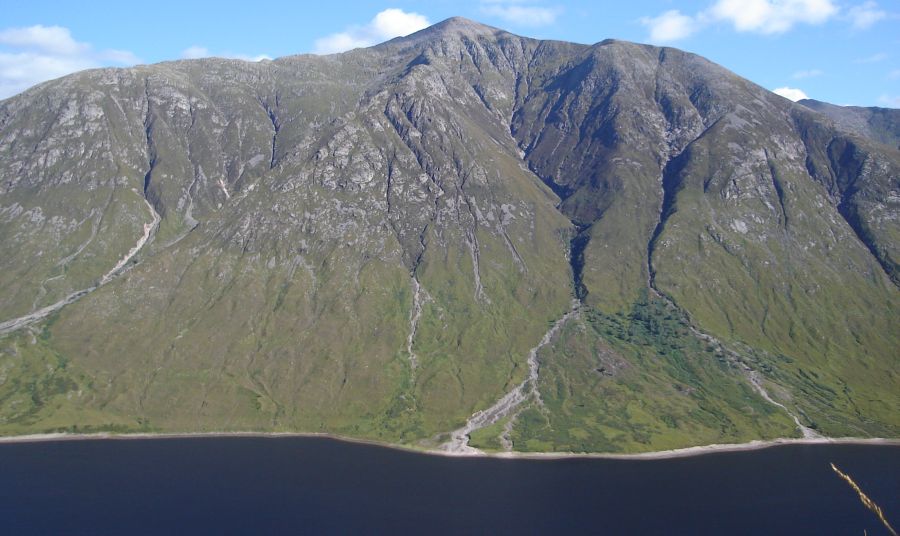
[800, 98, 900, 149]
[0, 18, 897, 453]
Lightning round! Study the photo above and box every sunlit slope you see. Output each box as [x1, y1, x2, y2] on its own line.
[0, 18, 896, 451]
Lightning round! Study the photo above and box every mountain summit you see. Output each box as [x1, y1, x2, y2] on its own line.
[0, 19, 897, 453]
[409, 16, 503, 35]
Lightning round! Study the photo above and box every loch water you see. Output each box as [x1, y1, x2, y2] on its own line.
[1, 437, 898, 535]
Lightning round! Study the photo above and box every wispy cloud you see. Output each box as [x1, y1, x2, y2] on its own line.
[708, 0, 838, 34]
[856, 52, 888, 63]
[878, 94, 900, 107]
[231, 53, 272, 62]
[480, 1, 562, 27]
[0, 25, 89, 55]
[313, 9, 430, 54]
[180, 46, 270, 62]
[641, 0, 842, 43]
[640, 10, 699, 43]
[889, 69, 900, 80]
[792, 69, 824, 79]
[0, 25, 139, 99]
[773, 86, 810, 101]
[846, 1, 887, 29]
[180, 46, 209, 59]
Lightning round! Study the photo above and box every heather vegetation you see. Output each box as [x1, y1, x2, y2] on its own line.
[0, 18, 896, 452]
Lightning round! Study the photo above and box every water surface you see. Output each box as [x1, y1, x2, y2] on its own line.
[1, 438, 897, 534]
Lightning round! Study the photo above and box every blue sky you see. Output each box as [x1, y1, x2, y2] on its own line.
[1, 0, 898, 106]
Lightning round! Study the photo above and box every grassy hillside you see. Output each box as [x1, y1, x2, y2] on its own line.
[0, 18, 896, 452]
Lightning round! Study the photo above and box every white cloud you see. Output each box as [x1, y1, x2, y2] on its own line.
[707, 0, 838, 34]
[0, 52, 94, 98]
[773, 86, 809, 101]
[180, 46, 270, 62]
[181, 46, 210, 59]
[856, 52, 888, 63]
[0, 25, 139, 99]
[231, 53, 272, 62]
[641, 0, 841, 42]
[877, 94, 900, 107]
[889, 69, 900, 80]
[792, 68, 824, 79]
[313, 9, 430, 54]
[847, 1, 887, 29]
[100, 49, 141, 64]
[0, 25, 88, 55]
[481, 1, 561, 27]
[640, 10, 700, 43]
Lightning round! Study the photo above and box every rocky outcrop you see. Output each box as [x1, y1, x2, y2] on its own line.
[0, 18, 896, 451]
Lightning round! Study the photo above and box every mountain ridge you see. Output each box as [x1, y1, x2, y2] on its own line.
[0, 18, 896, 453]
[799, 98, 900, 150]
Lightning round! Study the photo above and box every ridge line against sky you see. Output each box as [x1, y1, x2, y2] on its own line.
[0, 0, 897, 107]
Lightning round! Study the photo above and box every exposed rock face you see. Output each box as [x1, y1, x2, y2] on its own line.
[800, 98, 900, 149]
[0, 18, 896, 452]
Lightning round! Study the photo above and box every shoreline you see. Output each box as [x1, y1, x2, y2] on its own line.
[0, 431, 897, 460]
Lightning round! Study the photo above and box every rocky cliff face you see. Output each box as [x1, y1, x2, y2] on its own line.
[800, 98, 900, 150]
[0, 18, 896, 452]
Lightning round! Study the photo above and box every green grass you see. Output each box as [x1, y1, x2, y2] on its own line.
[503, 293, 799, 453]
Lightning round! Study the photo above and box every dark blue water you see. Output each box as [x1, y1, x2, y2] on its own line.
[0, 438, 897, 535]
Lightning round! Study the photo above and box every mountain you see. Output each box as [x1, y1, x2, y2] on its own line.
[799, 98, 900, 150]
[0, 18, 897, 453]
